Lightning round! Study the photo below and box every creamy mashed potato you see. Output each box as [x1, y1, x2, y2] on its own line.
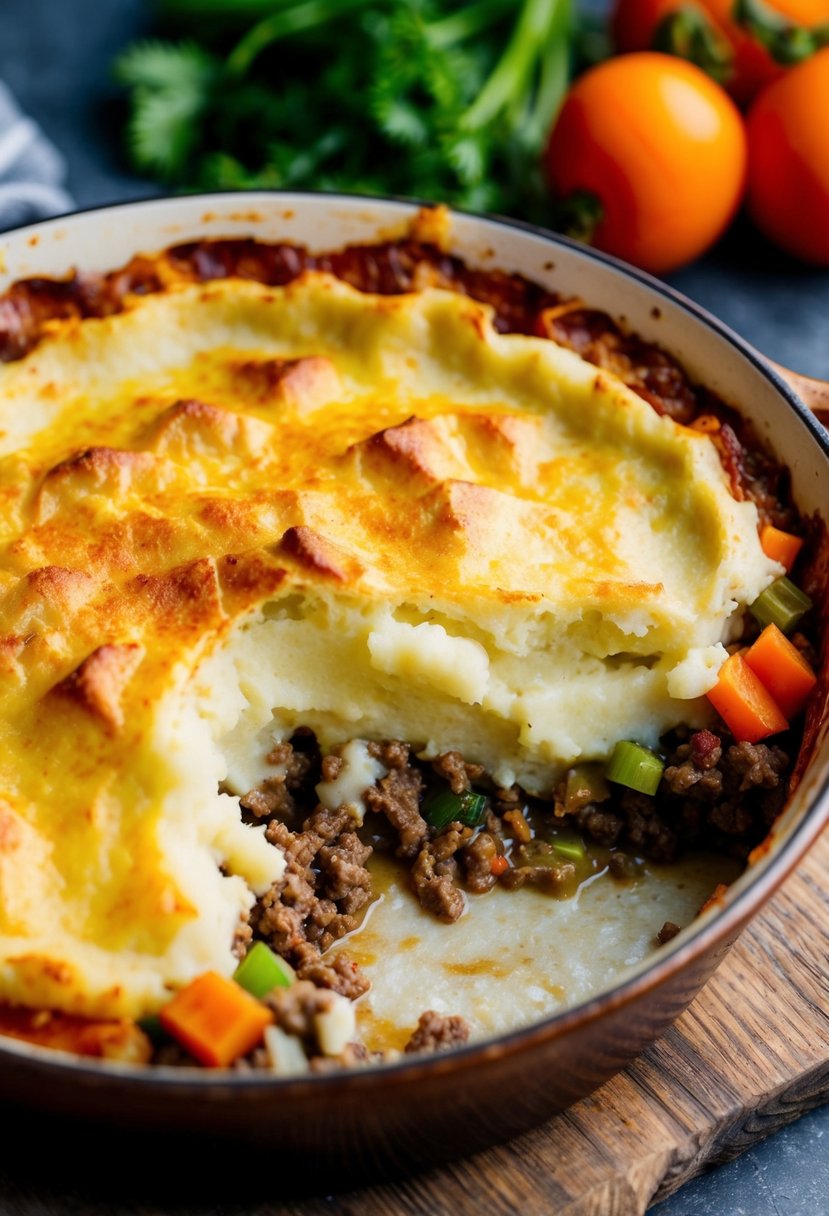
[0, 268, 779, 1019]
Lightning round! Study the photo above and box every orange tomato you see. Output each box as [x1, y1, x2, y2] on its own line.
[544, 54, 748, 274]
[746, 48, 829, 264]
[612, 0, 829, 104]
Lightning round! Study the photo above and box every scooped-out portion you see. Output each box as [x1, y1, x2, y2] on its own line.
[335, 851, 741, 1051]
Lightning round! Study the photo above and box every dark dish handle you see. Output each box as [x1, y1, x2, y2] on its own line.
[768, 361, 829, 429]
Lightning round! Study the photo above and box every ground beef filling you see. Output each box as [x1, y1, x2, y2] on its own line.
[245, 726, 791, 937]
[404, 1011, 471, 1054]
[180, 723, 794, 1074]
[565, 730, 791, 864]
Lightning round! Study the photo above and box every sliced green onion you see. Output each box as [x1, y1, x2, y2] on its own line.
[605, 741, 664, 796]
[422, 789, 488, 831]
[551, 832, 587, 863]
[564, 763, 610, 813]
[750, 576, 813, 634]
[233, 941, 295, 998]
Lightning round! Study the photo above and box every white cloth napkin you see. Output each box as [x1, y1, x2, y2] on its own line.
[0, 81, 73, 231]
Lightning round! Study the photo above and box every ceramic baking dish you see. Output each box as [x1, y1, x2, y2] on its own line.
[0, 192, 826, 1181]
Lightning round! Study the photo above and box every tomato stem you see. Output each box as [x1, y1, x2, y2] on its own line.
[732, 0, 829, 65]
[652, 6, 733, 85]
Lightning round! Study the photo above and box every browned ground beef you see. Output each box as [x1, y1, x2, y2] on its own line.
[460, 830, 500, 894]
[500, 844, 576, 891]
[240, 741, 314, 819]
[561, 729, 790, 864]
[410, 824, 471, 922]
[430, 750, 485, 794]
[253, 799, 372, 995]
[619, 790, 681, 862]
[290, 946, 367, 1002]
[212, 713, 799, 1074]
[241, 724, 793, 992]
[403, 1011, 471, 1054]
[571, 802, 624, 848]
[231, 913, 252, 961]
[265, 979, 338, 1043]
[364, 764, 428, 859]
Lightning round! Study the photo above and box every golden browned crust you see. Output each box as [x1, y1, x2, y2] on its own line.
[277, 526, 363, 583]
[51, 643, 144, 731]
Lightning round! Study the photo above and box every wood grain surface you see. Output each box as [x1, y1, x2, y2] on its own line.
[0, 830, 826, 1216]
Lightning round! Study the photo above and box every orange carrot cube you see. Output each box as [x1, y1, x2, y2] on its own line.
[759, 524, 803, 573]
[745, 624, 817, 719]
[706, 652, 788, 743]
[159, 971, 273, 1068]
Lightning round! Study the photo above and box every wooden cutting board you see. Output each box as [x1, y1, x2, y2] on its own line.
[276, 827, 829, 1216]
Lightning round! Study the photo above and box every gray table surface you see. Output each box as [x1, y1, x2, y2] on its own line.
[1, 2, 827, 1213]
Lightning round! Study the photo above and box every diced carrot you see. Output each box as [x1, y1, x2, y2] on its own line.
[759, 524, 803, 573]
[490, 854, 509, 877]
[744, 624, 818, 719]
[159, 971, 273, 1068]
[706, 652, 788, 743]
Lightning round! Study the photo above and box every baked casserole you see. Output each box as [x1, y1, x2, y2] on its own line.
[0, 209, 820, 1071]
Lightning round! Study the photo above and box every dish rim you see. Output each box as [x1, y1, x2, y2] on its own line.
[0, 187, 827, 1093]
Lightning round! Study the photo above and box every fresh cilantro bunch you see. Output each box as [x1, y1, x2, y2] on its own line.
[114, 0, 573, 216]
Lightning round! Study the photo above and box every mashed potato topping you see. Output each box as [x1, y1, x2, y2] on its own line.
[0, 267, 779, 1018]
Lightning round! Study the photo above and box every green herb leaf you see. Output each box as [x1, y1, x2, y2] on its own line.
[113, 0, 577, 215]
[113, 39, 216, 91]
[115, 41, 219, 181]
[127, 83, 206, 179]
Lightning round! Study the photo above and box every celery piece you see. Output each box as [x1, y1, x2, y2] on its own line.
[552, 833, 587, 862]
[233, 941, 295, 998]
[750, 576, 813, 634]
[606, 741, 664, 796]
